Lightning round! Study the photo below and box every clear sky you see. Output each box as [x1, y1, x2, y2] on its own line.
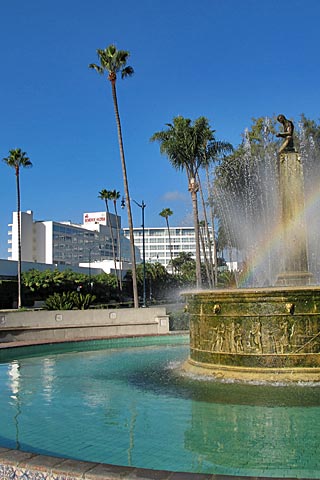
[1, 0, 320, 259]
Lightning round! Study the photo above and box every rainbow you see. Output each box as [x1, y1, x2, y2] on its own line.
[237, 182, 320, 287]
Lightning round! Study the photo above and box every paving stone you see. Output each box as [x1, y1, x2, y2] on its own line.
[127, 467, 172, 479]
[0, 449, 35, 466]
[84, 462, 136, 479]
[18, 453, 65, 471]
[0, 447, 10, 454]
[169, 473, 213, 480]
[52, 458, 99, 477]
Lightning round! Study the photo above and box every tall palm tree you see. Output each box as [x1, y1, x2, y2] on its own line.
[195, 175, 214, 287]
[110, 189, 123, 291]
[3, 148, 32, 308]
[89, 44, 138, 308]
[98, 189, 119, 290]
[151, 116, 213, 288]
[159, 208, 174, 273]
[202, 139, 233, 286]
[199, 219, 212, 287]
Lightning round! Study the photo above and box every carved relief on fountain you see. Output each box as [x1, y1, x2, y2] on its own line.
[188, 292, 320, 359]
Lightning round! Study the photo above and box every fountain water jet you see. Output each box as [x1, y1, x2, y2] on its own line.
[183, 115, 320, 382]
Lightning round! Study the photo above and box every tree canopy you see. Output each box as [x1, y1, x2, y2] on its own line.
[89, 44, 134, 83]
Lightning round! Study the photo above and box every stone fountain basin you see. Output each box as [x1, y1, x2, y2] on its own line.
[184, 286, 320, 382]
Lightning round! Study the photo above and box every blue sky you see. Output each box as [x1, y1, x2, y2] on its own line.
[1, 0, 320, 259]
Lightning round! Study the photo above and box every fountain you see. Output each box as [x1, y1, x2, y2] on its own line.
[183, 115, 320, 382]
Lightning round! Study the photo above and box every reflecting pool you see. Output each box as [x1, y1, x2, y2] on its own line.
[1, 341, 320, 478]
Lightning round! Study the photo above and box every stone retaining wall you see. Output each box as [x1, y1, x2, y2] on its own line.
[0, 307, 169, 343]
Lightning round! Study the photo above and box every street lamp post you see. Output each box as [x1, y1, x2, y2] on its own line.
[132, 199, 146, 307]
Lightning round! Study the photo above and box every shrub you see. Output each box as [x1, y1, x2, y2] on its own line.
[44, 292, 75, 310]
[168, 309, 190, 331]
[44, 292, 96, 310]
[72, 293, 96, 310]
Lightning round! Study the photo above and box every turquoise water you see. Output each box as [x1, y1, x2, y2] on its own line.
[1, 341, 320, 478]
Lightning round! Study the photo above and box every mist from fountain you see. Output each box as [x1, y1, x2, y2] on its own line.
[214, 117, 320, 287]
[183, 115, 320, 382]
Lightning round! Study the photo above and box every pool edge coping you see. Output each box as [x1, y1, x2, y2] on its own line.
[0, 331, 188, 349]
[2, 446, 314, 480]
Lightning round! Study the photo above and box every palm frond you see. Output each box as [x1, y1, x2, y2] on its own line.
[90, 45, 133, 83]
[3, 148, 32, 169]
[106, 44, 117, 57]
[89, 63, 104, 74]
[98, 188, 109, 199]
[121, 66, 134, 79]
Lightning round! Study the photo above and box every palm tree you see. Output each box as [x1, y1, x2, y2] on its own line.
[151, 116, 213, 288]
[194, 138, 233, 287]
[89, 44, 138, 308]
[196, 177, 214, 287]
[202, 138, 233, 286]
[3, 148, 32, 308]
[199, 219, 212, 287]
[159, 208, 174, 273]
[171, 251, 196, 283]
[98, 189, 119, 290]
[110, 189, 123, 292]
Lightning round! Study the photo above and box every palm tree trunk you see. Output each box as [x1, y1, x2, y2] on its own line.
[197, 171, 215, 286]
[166, 217, 174, 273]
[113, 200, 123, 292]
[210, 206, 218, 287]
[205, 165, 218, 286]
[199, 223, 212, 287]
[16, 169, 22, 309]
[189, 178, 202, 288]
[111, 81, 138, 307]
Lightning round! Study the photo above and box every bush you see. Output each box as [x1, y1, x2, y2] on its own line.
[72, 293, 97, 310]
[217, 270, 237, 288]
[44, 292, 96, 310]
[168, 309, 190, 331]
[44, 292, 75, 310]
[22, 269, 118, 305]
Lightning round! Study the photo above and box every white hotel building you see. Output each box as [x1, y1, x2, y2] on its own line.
[7, 210, 135, 268]
[123, 226, 214, 272]
[7, 210, 215, 272]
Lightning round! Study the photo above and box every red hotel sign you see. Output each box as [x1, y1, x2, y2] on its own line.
[83, 213, 106, 224]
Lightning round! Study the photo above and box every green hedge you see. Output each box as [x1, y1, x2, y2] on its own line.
[168, 309, 190, 331]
